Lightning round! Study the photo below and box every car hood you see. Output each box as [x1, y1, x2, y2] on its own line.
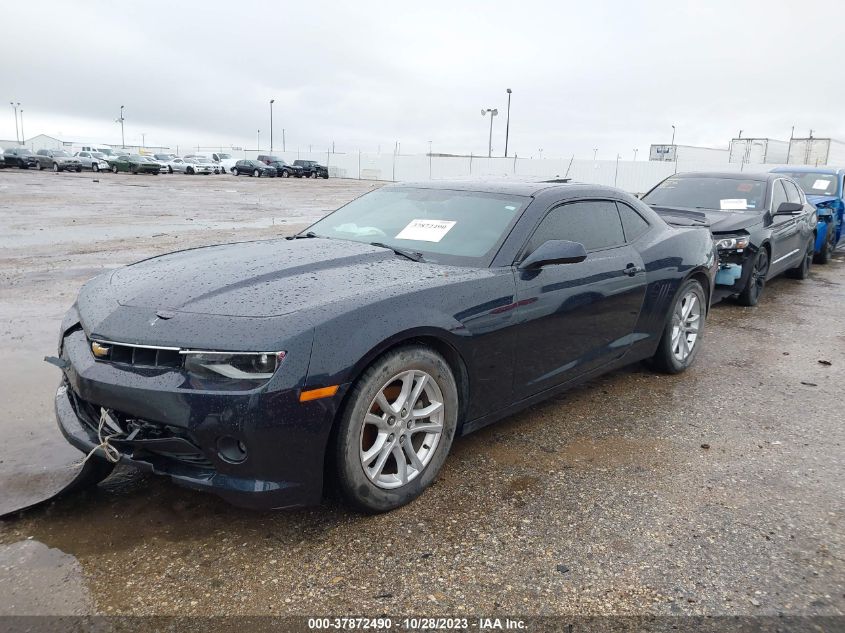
[806, 194, 840, 207]
[649, 205, 761, 233]
[107, 238, 472, 318]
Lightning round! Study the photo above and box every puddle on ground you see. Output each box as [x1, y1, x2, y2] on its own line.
[0, 539, 92, 615]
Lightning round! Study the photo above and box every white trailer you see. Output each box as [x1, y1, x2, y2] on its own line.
[649, 144, 728, 163]
[787, 138, 845, 166]
[728, 138, 789, 164]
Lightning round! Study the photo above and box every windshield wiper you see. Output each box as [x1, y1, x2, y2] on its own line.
[369, 242, 424, 262]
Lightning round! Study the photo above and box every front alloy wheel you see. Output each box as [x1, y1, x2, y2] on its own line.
[335, 346, 458, 513]
[253, 169, 260, 177]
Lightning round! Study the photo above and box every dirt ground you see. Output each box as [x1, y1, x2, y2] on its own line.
[0, 170, 843, 622]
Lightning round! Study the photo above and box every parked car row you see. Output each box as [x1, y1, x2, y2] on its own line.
[1, 147, 331, 181]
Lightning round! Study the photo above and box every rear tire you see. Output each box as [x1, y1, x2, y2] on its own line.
[281, 170, 289, 178]
[76, 166, 82, 172]
[786, 238, 813, 280]
[231, 167, 239, 176]
[651, 278, 706, 374]
[737, 249, 769, 307]
[53, 163, 59, 172]
[112, 165, 118, 174]
[38, 162, 44, 171]
[335, 346, 458, 513]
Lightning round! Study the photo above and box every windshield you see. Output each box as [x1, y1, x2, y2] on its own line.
[99, 149, 115, 156]
[154, 154, 171, 160]
[305, 187, 528, 266]
[643, 176, 766, 211]
[52, 150, 70, 157]
[92, 152, 106, 159]
[776, 172, 839, 197]
[195, 158, 212, 163]
[217, 153, 232, 159]
[129, 155, 145, 161]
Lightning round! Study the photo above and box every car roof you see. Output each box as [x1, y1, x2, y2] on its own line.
[385, 179, 619, 197]
[771, 165, 845, 176]
[671, 171, 777, 182]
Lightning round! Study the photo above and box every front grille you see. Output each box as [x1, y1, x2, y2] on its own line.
[93, 340, 182, 368]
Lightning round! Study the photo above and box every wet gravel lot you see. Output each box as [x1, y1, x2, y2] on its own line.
[0, 170, 843, 620]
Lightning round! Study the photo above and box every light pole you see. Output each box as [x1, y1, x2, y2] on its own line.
[670, 124, 676, 150]
[257, 130, 260, 151]
[633, 148, 638, 161]
[504, 88, 512, 157]
[10, 102, 19, 144]
[141, 132, 145, 149]
[593, 148, 598, 161]
[481, 108, 498, 158]
[538, 148, 543, 159]
[428, 140, 433, 179]
[269, 99, 275, 152]
[19, 109, 24, 144]
[117, 106, 125, 148]
[282, 128, 286, 152]
[614, 154, 621, 186]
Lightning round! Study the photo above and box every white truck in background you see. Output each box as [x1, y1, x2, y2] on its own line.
[787, 138, 845, 166]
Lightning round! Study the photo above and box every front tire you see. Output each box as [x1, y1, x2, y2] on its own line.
[281, 170, 289, 178]
[37, 162, 44, 171]
[737, 249, 769, 307]
[335, 346, 458, 513]
[53, 163, 59, 172]
[231, 167, 239, 176]
[815, 228, 835, 264]
[93, 163, 99, 173]
[651, 278, 706, 374]
[786, 238, 814, 280]
[112, 165, 119, 174]
[253, 169, 260, 177]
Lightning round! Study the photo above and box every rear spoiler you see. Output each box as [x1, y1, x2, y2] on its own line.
[650, 206, 710, 228]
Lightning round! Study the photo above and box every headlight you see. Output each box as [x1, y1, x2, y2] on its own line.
[182, 350, 286, 383]
[714, 235, 750, 251]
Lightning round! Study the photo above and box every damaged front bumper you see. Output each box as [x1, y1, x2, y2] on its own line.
[54, 327, 342, 510]
[713, 249, 754, 299]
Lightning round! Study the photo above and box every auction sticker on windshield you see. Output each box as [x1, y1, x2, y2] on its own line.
[720, 199, 748, 210]
[395, 219, 456, 242]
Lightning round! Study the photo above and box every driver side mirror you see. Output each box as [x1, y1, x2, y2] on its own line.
[775, 201, 803, 215]
[519, 240, 588, 269]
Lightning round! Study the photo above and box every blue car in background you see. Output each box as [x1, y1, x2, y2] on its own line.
[771, 166, 844, 263]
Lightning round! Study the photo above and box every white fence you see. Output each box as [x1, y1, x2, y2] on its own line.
[246, 150, 791, 195]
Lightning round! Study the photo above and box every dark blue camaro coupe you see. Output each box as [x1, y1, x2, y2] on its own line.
[54, 181, 717, 512]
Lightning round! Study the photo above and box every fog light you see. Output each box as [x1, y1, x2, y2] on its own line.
[217, 435, 247, 463]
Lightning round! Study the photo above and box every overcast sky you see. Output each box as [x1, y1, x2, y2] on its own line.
[2, 1, 839, 159]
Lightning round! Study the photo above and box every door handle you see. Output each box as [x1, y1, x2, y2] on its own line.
[624, 264, 642, 276]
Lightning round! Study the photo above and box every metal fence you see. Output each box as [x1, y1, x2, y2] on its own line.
[239, 149, 791, 195]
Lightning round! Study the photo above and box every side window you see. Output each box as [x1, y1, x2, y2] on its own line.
[616, 202, 650, 242]
[770, 180, 788, 212]
[528, 200, 625, 253]
[783, 180, 802, 204]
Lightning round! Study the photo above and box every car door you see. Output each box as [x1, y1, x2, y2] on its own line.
[768, 179, 801, 274]
[512, 199, 648, 398]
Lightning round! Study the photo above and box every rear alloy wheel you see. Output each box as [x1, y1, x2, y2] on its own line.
[787, 238, 814, 280]
[281, 170, 289, 178]
[651, 278, 706, 374]
[37, 161, 44, 171]
[253, 169, 260, 177]
[335, 346, 458, 513]
[737, 249, 769, 307]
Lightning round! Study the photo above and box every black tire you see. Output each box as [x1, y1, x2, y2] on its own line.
[53, 163, 59, 172]
[112, 165, 119, 174]
[76, 166, 82, 172]
[651, 278, 706, 374]
[168, 166, 173, 174]
[786, 237, 814, 280]
[93, 163, 99, 173]
[281, 170, 289, 178]
[815, 227, 835, 264]
[253, 169, 260, 177]
[737, 249, 769, 307]
[37, 161, 44, 171]
[322, 174, 329, 179]
[334, 345, 458, 513]
[187, 167, 194, 175]
[231, 167, 238, 176]
[131, 168, 138, 175]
